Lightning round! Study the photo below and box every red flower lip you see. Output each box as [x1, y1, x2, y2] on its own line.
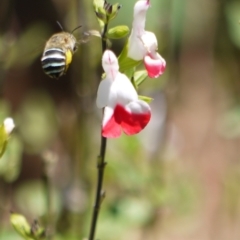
[102, 104, 151, 138]
[144, 54, 166, 78]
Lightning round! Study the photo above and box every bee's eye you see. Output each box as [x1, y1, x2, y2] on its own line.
[73, 44, 78, 52]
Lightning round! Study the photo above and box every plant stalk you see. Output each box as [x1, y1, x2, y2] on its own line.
[88, 23, 108, 240]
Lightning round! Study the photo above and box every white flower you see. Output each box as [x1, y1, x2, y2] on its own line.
[97, 50, 151, 138]
[127, 0, 166, 78]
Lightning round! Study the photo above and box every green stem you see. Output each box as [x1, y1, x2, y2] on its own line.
[88, 23, 108, 240]
[101, 23, 108, 52]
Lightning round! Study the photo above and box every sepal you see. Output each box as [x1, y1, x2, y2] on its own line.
[138, 95, 153, 103]
[134, 70, 148, 86]
[118, 42, 141, 73]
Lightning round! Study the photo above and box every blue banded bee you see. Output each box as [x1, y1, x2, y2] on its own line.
[41, 25, 81, 79]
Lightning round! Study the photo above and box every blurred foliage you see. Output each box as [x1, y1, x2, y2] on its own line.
[10, 213, 45, 240]
[16, 91, 58, 154]
[0, 0, 240, 240]
[0, 135, 23, 182]
[225, 1, 240, 49]
[14, 180, 61, 218]
[0, 121, 8, 158]
[218, 106, 240, 139]
[1, 23, 51, 69]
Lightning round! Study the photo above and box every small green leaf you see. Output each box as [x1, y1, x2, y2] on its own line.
[10, 213, 33, 240]
[107, 25, 129, 39]
[125, 68, 135, 81]
[0, 124, 8, 158]
[118, 41, 141, 72]
[138, 95, 153, 103]
[226, 1, 240, 49]
[134, 70, 148, 86]
[119, 57, 141, 75]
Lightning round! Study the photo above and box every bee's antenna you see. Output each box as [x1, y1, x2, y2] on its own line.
[71, 25, 82, 34]
[56, 21, 64, 31]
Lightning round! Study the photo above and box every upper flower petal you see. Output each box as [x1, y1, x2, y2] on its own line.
[128, 32, 146, 61]
[114, 72, 138, 104]
[134, 0, 150, 16]
[132, 0, 150, 30]
[97, 71, 138, 109]
[127, 1, 151, 61]
[102, 50, 119, 80]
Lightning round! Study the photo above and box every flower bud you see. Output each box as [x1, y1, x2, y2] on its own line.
[3, 117, 15, 135]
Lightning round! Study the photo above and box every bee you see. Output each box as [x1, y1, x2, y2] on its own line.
[41, 24, 81, 79]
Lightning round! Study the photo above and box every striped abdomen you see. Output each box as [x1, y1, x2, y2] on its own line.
[41, 48, 66, 79]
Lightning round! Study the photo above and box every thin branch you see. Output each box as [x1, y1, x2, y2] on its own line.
[42, 156, 53, 240]
[88, 23, 108, 240]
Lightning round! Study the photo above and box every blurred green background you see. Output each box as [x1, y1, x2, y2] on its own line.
[1, 0, 240, 239]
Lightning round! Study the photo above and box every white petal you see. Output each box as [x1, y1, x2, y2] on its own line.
[99, 73, 138, 110]
[125, 100, 150, 114]
[102, 50, 119, 79]
[96, 78, 113, 108]
[133, 0, 150, 28]
[102, 106, 114, 127]
[113, 73, 138, 105]
[128, 32, 146, 60]
[128, 30, 158, 61]
[141, 31, 158, 53]
[3, 117, 15, 135]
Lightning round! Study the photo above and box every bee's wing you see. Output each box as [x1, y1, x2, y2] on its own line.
[3, 23, 51, 69]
